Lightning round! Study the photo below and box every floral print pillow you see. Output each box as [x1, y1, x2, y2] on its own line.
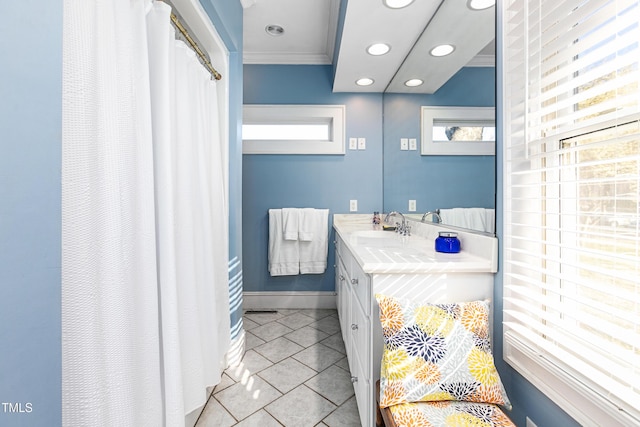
[376, 294, 511, 409]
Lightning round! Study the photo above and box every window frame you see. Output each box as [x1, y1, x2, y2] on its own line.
[421, 106, 496, 155]
[242, 104, 346, 155]
[500, 0, 640, 424]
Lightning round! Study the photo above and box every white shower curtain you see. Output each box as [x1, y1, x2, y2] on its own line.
[62, 1, 229, 425]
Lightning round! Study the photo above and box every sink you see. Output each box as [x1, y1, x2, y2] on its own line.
[350, 230, 407, 249]
[352, 230, 391, 238]
[346, 229, 439, 261]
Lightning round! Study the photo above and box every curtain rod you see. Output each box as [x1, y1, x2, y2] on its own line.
[169, 10, 222, 81]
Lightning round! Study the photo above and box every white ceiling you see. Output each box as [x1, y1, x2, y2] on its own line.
[242, 0, 340, 64]
[242, 0, 495, 94]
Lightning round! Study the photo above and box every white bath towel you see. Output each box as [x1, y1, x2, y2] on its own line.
[299, 209, 329, 274]
[282, 208, 300, 241]
[464, 208, 488, 232]
[268, 209, 299, 276]
[485, 209, 495, 234]
[439, 207, 492, 233]
[439, 208, 461, 228]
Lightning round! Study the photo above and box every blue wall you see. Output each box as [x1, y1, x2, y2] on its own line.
[0, 2, 243, 426]
[243, 64, 383, 293]
[199, 0, 245, 339]
[383, 67, 496, 214]
[0, 2, 62, 425]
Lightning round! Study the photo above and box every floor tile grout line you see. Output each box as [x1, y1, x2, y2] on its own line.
[253, 339, 344, 370]
[263, 384, 339, 427]
[255, 356, 350, 397]
[319, 396, 354, 426]
[252, 321, 339, 339]
[209, 393, 240, 425]
[211, 376, 284, 426]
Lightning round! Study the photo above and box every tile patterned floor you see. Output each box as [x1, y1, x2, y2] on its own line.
[195, 309, 361, 427]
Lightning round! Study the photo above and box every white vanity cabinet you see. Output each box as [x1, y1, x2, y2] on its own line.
[333, 215, 498, 427]
[335, 235, 372, 427]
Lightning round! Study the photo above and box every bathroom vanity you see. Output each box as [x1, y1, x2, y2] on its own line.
[333, 214, 498, 427]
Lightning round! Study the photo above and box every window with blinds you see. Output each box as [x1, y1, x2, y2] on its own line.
[502, 0, 640, 425]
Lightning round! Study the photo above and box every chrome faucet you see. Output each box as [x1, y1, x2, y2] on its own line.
[384, 211, 408, 234]
[384, 211, 405, 227]
[421, 211, 442, 223]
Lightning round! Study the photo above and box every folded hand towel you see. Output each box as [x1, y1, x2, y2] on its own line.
[465, 207, 488, 233]
[268, 209, 299, 276]
[438, 208, 463, 228]
[282, 208, 300, 241]
[298, 208, 317, 241]
[299, 209, 329, 274]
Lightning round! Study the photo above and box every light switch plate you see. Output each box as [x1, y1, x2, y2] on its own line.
[400, 138, 408, 150]
[349, 199, 358, 212]
[409, 138, 417, 150]
[349, 137, 358, 150]
[358, 137, 366, 150]
[408, 199, 416, 212]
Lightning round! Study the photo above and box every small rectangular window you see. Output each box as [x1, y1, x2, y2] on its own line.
[242, 124, 330, 141]
[432, 122, 496, 143]
[421, 106, 495, 155]
[242, 105, 345, 154]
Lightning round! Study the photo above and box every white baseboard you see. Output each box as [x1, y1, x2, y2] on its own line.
[243, 291, 337, 310]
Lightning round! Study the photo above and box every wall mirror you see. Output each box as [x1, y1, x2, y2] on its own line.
[381, 3, 496, 235]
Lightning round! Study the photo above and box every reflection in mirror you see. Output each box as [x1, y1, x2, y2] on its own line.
[434, 126, 494, 142]
[383, 69, 496, 235]
[421, 106, 496, 156]
[407, 207, 495, 234]
[382, 4, 496, 234]
[405, 213, 496, 236]
[383, 0, 496, 233]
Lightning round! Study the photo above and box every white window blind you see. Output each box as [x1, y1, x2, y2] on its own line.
[502, 0, 640, 425]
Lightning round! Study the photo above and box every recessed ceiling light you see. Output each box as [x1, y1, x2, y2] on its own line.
[404, 79, 423, 87]
[430, 44, 455, 57]
[356, 78, 375, 86]
[265, 24, 284, 36]
[367, 43, 391, 56]
[383, 0, 415, 9]
[467, 0, 495, 10]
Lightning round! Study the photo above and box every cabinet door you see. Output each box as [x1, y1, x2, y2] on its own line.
[351, 262, 371, 316]
[336, 258, 351, 347]
[351, 336, 371, 427]
[350, 300, 371, 377]
[349, 294, 371, 427]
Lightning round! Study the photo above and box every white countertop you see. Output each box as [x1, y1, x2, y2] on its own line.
[333, 214, 497, 274]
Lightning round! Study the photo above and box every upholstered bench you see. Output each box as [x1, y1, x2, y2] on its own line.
[376, 381, 515, 427]
[374, 295, 515, 427]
